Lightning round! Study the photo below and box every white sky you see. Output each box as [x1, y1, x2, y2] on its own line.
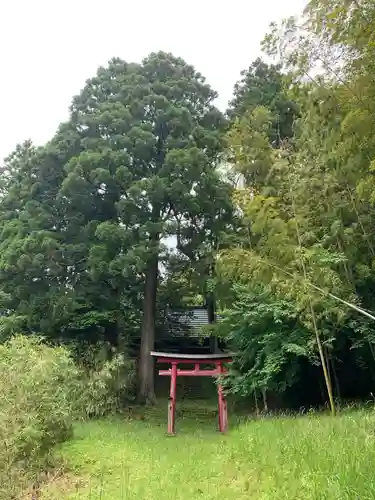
[0, 0, 305, 162]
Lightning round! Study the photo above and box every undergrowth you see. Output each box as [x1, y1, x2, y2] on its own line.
[0, 335, 134, 500]
[41, 403, 375, 500]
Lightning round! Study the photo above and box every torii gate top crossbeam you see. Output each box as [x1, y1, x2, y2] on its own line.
[150, 351, 233, 361]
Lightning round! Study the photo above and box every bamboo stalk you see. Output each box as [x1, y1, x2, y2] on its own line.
[292, 194, 336, 416]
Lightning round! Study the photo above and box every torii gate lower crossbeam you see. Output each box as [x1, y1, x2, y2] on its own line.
[150, 351, 233, 435]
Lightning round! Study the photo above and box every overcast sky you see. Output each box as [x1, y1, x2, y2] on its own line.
[0, 0, 305, 162]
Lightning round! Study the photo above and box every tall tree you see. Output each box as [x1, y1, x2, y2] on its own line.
[61, 52, 231, 402]
[0, 141, 70, 337]
[228, 58, 299, 145]
[0, 130, 141, 348]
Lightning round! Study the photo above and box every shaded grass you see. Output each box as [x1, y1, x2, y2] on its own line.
[43, 402, 375, 499]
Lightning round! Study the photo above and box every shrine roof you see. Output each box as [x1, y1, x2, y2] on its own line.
[164, 307, 222, 337]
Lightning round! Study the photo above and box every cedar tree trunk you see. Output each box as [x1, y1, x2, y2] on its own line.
[138, 252, 158, 404]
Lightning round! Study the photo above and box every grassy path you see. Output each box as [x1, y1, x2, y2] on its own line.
[43, 404, 375, 499]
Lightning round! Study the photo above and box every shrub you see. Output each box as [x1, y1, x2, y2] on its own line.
[0, 335, 82, 498]
[0, 335, 135, 498]
[215, 285, 314, 397]
[76, 341, 136, 417]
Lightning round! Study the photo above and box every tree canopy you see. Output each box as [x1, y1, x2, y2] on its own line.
[0, 52, 232, 403]
[2, 3, 375, 410]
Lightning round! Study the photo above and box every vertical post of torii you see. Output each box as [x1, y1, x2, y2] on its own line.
[151, 351, 233, 435]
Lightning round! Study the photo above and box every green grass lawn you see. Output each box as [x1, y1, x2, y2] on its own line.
[43, 402, 375, 500]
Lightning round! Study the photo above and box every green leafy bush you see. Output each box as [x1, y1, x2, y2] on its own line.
[0, 336, 82, 498]
[216, 285, 315, 396]
[76, 341, 136, 417]
[0, 335, 135, 499]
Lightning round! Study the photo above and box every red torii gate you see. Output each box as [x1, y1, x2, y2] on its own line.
[150, 351, 233, 435]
